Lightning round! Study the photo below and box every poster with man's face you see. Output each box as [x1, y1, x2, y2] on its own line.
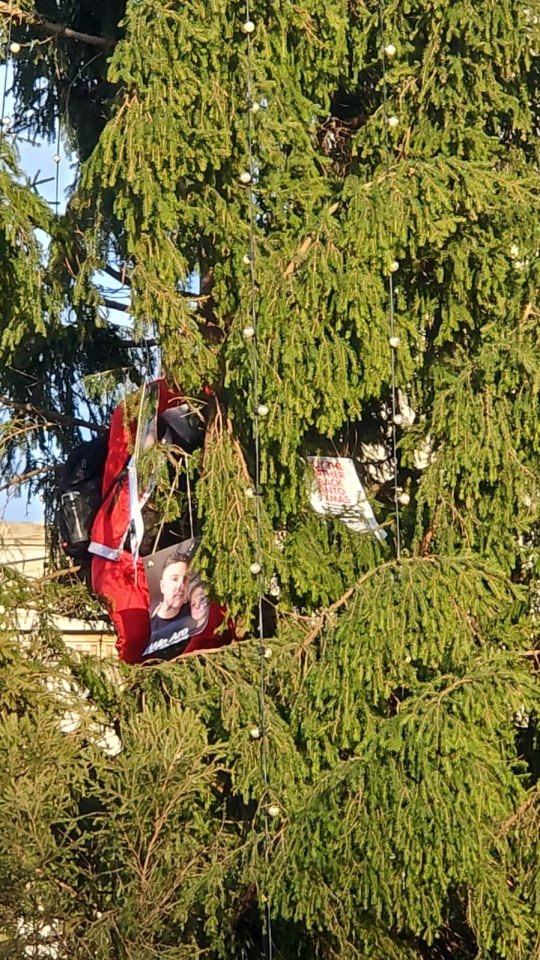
[141, 539, 210, 660]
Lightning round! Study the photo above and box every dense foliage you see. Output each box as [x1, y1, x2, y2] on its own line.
[1, 1, 539, 957]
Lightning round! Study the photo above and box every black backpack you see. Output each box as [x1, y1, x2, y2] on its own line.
[57, 435, 109, 561]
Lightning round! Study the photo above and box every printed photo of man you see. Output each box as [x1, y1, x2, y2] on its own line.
[143, 545, 193, 658]
[150, 549, 190, 633]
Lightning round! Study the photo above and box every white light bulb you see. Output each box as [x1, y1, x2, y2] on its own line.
[250, 100, 260, 113]
[267, 804, 280, 817]
[242, 253, 252, 264]
[393, 413, 404, 425]
[257, 404, 269, 416]
[390, 260, 400, 272]
[398, 491, 411, 505]
[243, 325, 255, 339]
[52, 154, 61, 164]
[250, 562, 261, 575]
[384, 43, 397, 58]
[389, 335, 401, 348]
[243, 20, 255, 33]
[0, 117, 11, 128]
[9, 42, 21, 54]
[262, 646, 272, 659]
[239, 171, 252, 184]
[387, 115, 399, 128]
[245, 486, 255, 498]
[250, 726, 261, 739]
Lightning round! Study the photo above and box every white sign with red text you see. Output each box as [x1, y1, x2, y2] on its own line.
[307, 457, 387, 543]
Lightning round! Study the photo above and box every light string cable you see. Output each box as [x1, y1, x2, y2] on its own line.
[1, 1, 14, 142]
[378, 0, 402, 560]
[53, 117, 61, 213]
[243, 4, 274, 958]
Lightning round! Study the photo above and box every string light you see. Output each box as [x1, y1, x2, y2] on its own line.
[267, 804, 280, 817]
[389, 335, 401, 348]
[0, 5, 14, 146]
[243, 325, 256, 339]
[243, 5, 275, 954]
[379, 0, 402, 560]
[9, 42, 21, 54]
[384, 43, 396, 57]
[54, 118, 61, 214]
[239, 170, 252, 184]
[250, 726, 262, 739]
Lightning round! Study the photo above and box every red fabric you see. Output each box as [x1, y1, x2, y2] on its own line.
[90, 380, 184, 559]
[92, 552, 151, 664]
[90, 379, 235, 664]
[93, 553, 234, 664]
[183, 604, 235, 656]
[90, 380, 186, 661]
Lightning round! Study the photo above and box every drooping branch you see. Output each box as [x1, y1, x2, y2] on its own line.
[0, 3, 115, 50]
[0, 396, 108, 433]
[118, 337, 157, 349]
[102, 297, 129, 313]
[102, 263, 131, 286]
[0, 465, 56, 493]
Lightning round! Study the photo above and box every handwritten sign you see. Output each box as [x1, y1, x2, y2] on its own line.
[307, 457, 387, 543]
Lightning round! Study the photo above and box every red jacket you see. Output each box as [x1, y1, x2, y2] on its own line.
[90, 381, 234, 663]
[89, 380, 179, 562]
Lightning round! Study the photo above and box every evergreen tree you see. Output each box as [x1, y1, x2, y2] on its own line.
[1, 1, 540, 958]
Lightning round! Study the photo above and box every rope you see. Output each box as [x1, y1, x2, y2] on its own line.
[378, 0, 402, 560]
[185, 453, 194, 540]
[243, 5, 274, 957]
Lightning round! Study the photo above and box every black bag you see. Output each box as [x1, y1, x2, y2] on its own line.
[57, 435, 109, 560]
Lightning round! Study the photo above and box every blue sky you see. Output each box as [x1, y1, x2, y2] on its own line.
[0, 61, 122, 523]
[1, 62, 68, 522]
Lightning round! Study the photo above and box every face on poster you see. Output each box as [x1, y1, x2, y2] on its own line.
[142, 539, 210, 659]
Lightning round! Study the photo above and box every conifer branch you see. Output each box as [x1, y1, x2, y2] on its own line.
[297, 556, 440, 653]
[498, 784, 539, 835]
[102, 297, 129, 313]
[0, 466, 55, 493]
[102, 264, 131, 286]
[0, 3, 115, 50]
[0, 396, 108, 433]
[118, 338, 157, 349]
[33, 566, 82, 583]
[519, 301, 533, 324]
[283, 203, 339, 278]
